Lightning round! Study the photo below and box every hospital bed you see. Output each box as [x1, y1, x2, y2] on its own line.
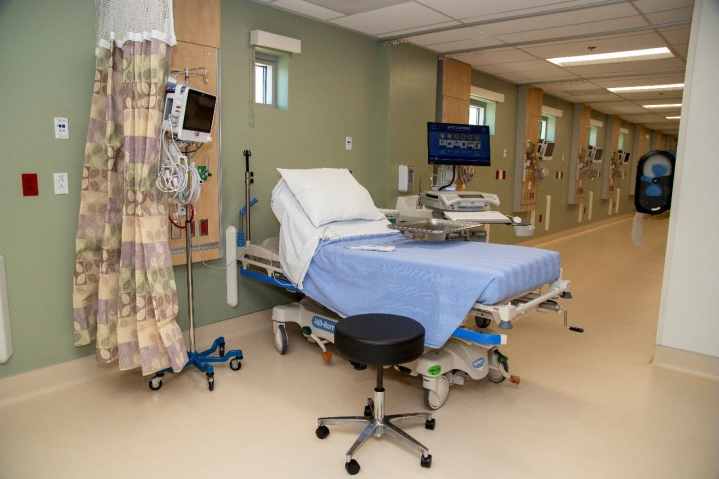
[237, 169, 580, 409]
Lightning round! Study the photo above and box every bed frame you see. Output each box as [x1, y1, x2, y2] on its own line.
[234, 237, 579, 409]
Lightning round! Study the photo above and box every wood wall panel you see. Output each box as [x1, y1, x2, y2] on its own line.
[168, 1, 222, 265]
[173, 1, 221, 48]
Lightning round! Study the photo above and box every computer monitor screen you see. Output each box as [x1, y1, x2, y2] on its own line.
[427, 122, 491, 166]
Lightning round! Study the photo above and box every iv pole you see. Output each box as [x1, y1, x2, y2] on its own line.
[149, 68, 243, 392]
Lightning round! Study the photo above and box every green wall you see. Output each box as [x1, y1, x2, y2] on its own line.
[0, 0, 670, 378]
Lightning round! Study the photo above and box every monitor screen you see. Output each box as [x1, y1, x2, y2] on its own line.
[427, 122, 491, 166]
[544, 141, 556, 158]
[183, 89, 216, 134]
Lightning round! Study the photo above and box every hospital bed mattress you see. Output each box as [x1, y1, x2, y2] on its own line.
[301, 233, 560, 349]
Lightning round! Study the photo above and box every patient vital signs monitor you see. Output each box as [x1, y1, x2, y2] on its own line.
[427, 122, 491, 166]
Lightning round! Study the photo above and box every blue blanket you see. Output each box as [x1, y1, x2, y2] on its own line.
[300, 234, 561, 348]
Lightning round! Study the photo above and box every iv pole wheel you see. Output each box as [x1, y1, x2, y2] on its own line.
[207, 373, 215, 391]
[230, 357, 242, 371]
[275, 323, 288, 355]
[149, 376, 162, 391]
[218, 342, 225, 357]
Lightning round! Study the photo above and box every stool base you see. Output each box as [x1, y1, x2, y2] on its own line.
[317, 389, 434, 474]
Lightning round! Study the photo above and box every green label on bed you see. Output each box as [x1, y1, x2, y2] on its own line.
[427, 365, 442, 376]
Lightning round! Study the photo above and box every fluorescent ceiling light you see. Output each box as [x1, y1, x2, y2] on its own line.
[666, 116, 681, 120]
[644, 103, 682, 108]
[608, 83, 684, 93]
[547, 47, 672, 66]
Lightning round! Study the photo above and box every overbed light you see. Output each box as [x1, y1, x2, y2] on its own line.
[607, 83, 684, 93]
[644, 103, 682, 108]
[547, 47, 672, 66]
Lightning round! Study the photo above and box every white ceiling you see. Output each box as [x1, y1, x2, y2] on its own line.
[254, 0, 694, 136]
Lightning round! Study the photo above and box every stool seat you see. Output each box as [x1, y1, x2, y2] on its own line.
[334, 313, 425, 366]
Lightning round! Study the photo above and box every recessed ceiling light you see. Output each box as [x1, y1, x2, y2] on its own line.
[547, 47, 673, 66]
[608, 83, 684, 93]
[666, 116, 681, 120]
[643, 103, 682, 108]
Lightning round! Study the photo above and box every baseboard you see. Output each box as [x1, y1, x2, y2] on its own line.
[519, 213, 634, 247]
[0, 309, 273, 407]
[653, 344, 719, 379]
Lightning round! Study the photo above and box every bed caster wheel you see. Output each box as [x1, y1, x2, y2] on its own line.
[274, 323, 288, 355]
[149, 376, 162, 391]
[345, 459, 360, 475]
[315, 425, 329, 439]
[219, 342, 225, 357]
[207, 374, 214, 391]
[474, 315, 491, 328]
[423, 373, 450, 410]
[230, 358, 242, 371]
[425, 418, 436, 430]
[420, 454, 432, 468]
[488, 362, 508, 383]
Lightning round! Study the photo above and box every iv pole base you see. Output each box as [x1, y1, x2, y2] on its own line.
[149, 337, 243, 391]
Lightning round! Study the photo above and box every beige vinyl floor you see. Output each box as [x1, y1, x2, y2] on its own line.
[1, 216, 717, 479]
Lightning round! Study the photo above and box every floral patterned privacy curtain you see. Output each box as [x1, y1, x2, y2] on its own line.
[72, 0, 187, 375]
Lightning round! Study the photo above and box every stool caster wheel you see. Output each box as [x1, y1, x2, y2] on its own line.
[364, 398, 374, 417]
[421, 454, 432, 468]
[345, 459, 360, 475]
[425, 418, 436, 430]
[230, 358, 242, 371]
[315, 425, 330, 439]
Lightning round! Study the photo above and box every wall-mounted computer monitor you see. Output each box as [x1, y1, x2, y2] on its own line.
[588, 146, 604, 163]
[427, 122, 491, 166]
[536, 139, 556, 160]
[164, 85, 217, 143]
[618, 150, 631, 164]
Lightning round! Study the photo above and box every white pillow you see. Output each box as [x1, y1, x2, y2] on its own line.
[277, 168, 385, 227]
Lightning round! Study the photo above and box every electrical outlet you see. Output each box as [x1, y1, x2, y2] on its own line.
[200, 219, 209, 236]
[53, 173, 69, 195]
[171, 223, 181, 239]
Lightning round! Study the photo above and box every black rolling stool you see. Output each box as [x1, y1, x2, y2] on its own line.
[315, 313, 435, 475]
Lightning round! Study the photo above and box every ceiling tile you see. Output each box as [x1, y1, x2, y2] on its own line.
[305, 0, 410, 16]
[418, 0, 588, 22]
[658, 25, 692, 45]
[561, 57, 687, 76]
[645, 6, 694, 23]
[518, 31, 667, 60]
[461, 48, 537, 67]
[476, 3, 641, 36]
[494, 15, 647, 45]
[423, 36, 506, 52]
[330, 2, 452, 36]
[271, 0, 344, 20]
[632, 0, 695, 15]
[407, 26, 487, 46]
[478, 59, 558, 75]
[499, 68, 577, 83]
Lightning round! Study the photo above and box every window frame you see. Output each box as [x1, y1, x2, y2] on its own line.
[254, 53, 277, 107]
[469, 99, 487, 126]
